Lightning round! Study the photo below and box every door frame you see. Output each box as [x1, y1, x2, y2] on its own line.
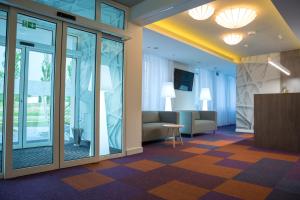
[0, 3, 8, 179]
[4, 7, 62, 178]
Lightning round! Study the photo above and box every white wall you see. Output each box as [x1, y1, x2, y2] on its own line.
[125, 22, 143, 155]
[171, 62, 197, 111]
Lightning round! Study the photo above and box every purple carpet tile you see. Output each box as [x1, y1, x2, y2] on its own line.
[112, 155, 144, 164]
[266, 189, 300, 200]
[234, 159, 294, 187]
[80, 181, 162, 200]
[204, 150, 234, 158]
[216, 159, 252, 170]
[275, 178, 300, 195]
[163, 166, 226, 189]
[285, 162, 300, 181]
[200, 191, 242, 200]
[0, 174, 81, 200]
[148, 151, 195, 164]
[100, 165, 142, 180]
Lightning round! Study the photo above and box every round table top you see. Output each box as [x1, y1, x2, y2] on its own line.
[162, 124, 184, 128]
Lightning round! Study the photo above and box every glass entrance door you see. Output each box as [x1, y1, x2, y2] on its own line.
[61, 25, 97, 165]
[11, 14, 58, 170]
[1, 4, 125, 178]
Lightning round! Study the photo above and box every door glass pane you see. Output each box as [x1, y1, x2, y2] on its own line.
[100, 38, 123, 156]
[32, 0, 96, 20]
[13, 14, 56, 169]
[26, 51, 53, 144]
[100, 3, 125, 29]
[64, 27, 96, 161]
[13, 48, 22, 147]
[0, 10, 7, 173]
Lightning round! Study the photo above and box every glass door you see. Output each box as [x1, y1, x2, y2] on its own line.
[0, 9, 8, 174]
[12, 14, 57, 169]
[60, 24, 99, 167]
[100, 38, 124, 156]
[3, 9, 61, 178]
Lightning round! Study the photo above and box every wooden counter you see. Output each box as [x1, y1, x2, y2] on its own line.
[254, 93, 300, 152]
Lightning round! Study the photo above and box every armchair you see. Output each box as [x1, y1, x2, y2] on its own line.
[180, 111, 217, 136]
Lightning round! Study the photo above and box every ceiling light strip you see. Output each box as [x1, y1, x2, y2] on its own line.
[268, 58, 291, 76]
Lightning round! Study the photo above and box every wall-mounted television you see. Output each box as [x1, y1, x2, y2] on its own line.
[174, 68, 194, 91]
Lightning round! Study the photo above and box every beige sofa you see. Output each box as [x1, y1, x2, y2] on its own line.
[180, 111, 217, 137]
[142, 111, 179, 142]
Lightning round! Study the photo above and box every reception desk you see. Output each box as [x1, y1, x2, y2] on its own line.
[254, 93, 300, 152]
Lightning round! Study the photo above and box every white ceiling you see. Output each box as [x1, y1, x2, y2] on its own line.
[143, 28, 236, 76]
[272, 0, 300, 41]
[153, 0, 300, 58]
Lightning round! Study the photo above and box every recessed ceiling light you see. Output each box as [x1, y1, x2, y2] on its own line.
[244, 44, 248, 47]
[223, 33, 243, 45]
[188, 4, 215, 20]
[215, 7, 257, 29]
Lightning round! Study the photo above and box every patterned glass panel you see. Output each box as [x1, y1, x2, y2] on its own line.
[101, 3, 125, 29]
[100, 38, 123, 156]
[33, 0, 96, 20]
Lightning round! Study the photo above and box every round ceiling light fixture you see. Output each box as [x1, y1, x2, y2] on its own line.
[215, 7, 257, 29]
[188, 4, 215, 20]
[223, 33, 243, 45]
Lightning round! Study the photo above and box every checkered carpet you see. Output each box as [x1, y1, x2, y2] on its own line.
[1, 132, 300, 200]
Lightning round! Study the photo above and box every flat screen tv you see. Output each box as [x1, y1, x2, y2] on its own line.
[174, 68, 194, 91]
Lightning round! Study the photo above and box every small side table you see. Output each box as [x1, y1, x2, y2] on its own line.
[162, 124, 184, 148]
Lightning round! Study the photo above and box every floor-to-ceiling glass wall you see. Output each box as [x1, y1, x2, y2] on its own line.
[63, 27, 96, 161]
[100, 38, 123, 156]
[0, 10, 7, 173]
[12, 14, 56, 169]
[1, 0, 126, 178]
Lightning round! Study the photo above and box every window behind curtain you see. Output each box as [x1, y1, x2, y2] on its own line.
[195, 68, 236, 126]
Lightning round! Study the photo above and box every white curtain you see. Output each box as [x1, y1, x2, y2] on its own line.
[194, 68, 236, 126]
[142, 54, 174, 111]
[194, 69, 215, 111]
[142, 53, 236, 126]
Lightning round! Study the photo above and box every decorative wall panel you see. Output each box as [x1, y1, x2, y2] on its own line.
[236, 53, 280, 131]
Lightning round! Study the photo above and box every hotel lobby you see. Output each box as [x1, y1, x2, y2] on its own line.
[0, 0, 300, 200]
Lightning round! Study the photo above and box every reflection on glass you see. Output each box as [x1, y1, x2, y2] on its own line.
[33, 0, 96, 20]
[100, 3, 125, 29]
[0, 10, 7, 173]
[13, 14, 56, 169]
[64, 27, 96, 161]
[100, 38, 123, 156]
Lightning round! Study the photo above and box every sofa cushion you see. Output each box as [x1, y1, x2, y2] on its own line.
[194, 120, 216, 132]
[142, 111, 160, 123]
[142, 123, 168, 142]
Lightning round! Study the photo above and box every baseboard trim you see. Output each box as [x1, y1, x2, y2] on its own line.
[126, 147, 143, 156]
[235, 128, 254, 133]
